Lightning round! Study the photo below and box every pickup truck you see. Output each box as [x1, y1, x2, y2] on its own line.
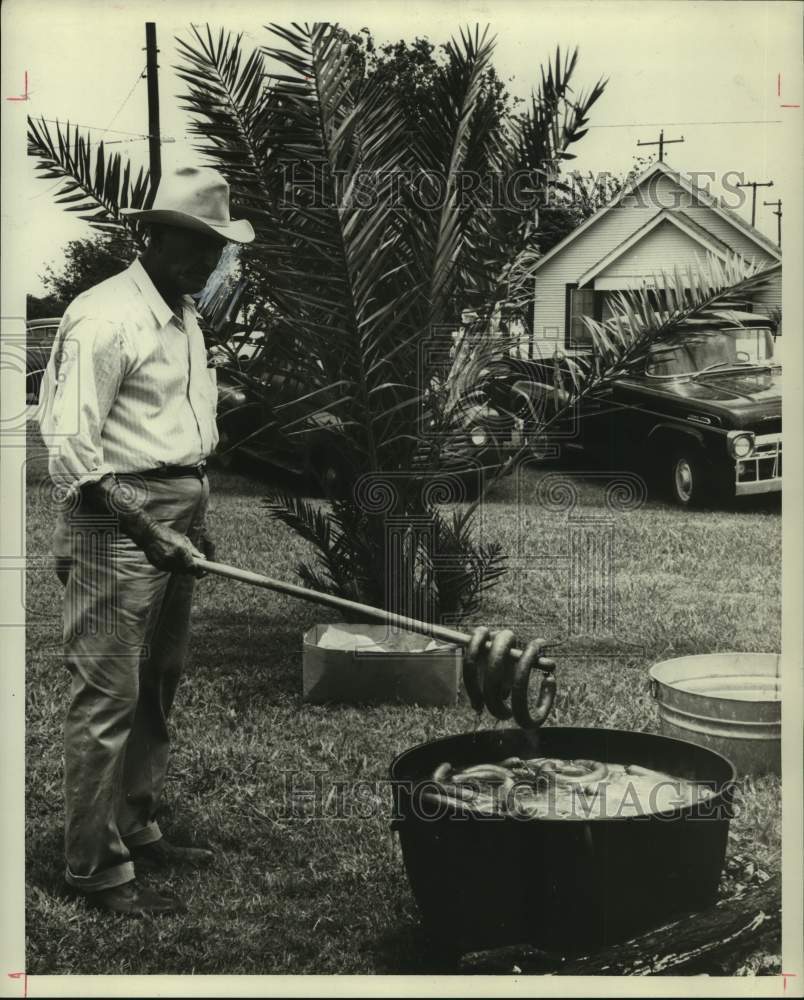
[532, 315, 782, 506]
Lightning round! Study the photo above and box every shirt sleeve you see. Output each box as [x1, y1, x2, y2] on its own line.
[38, 314, 127, 493]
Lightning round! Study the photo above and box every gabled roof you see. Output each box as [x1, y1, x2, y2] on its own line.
[577, 209, 731, 287]
[673, 210, 736, 256]
[532, 160, 782, 275]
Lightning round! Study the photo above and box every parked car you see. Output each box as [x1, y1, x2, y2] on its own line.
[548, 315, 782, 506]
[208, 329, 267, 365]
[428, 393, 512, 495]
[25, 316, 61, 404]
[213, 365, 354, 494]
[214, 359, 516, 498]
[442, 355, 574, 467]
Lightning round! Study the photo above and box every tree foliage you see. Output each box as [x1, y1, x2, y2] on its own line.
[38, 231, 136, 311]
[27, 292, 66, 321]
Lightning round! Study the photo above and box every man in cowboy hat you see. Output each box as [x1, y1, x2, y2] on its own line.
[39, 165, 254, 916]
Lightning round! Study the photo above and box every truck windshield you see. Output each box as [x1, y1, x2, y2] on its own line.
[645, 327, 775, 376]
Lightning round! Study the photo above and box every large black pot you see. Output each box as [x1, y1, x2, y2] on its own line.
[389, 727, 735, 955]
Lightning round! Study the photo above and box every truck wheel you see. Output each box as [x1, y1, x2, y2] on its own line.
[668, 447, 708, 507]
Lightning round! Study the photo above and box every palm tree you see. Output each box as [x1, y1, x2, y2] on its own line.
[28, 22, 608, 624]
[173, 23, 607, 622]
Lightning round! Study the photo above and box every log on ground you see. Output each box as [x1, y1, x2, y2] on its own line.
[559, 873, 781, 976]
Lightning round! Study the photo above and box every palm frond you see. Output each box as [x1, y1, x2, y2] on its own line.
[175, 25, 275, 219]
[515, 47, 607, 172]
[26, 116, 149, 246]
[432, 507, 507, 620]
[580, 254, 775, 382]
[399, 25, 499, 324]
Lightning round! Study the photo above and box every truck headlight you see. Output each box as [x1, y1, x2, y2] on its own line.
[728, 431, 755, 459]
[470, 426, 488, 447]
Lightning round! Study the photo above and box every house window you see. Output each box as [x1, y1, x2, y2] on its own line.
[566, 285, 596, 347]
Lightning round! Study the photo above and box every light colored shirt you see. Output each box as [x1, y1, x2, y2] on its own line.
[38, 258, 219, 491]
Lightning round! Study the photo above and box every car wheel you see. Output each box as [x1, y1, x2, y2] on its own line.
[319, 461, 343, 498]
[667, 447, 709, 507]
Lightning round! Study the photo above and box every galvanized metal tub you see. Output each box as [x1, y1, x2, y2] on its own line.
[649, 653, 781, 776]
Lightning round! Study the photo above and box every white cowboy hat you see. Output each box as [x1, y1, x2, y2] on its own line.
[121, 165, 255, 244]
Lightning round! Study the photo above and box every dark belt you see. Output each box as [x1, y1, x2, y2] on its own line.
[118, 462, 207, 481]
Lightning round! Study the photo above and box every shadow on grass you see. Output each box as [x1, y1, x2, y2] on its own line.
[189, 613, 310, 702]
[371, 915, 460, 973]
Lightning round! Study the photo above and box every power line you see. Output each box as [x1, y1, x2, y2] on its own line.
[88, 136, 175, 147]
[37, 117, 157, 139]
[30, 135, 175, 200]
[588, 118, 782, 129]
[99, 65, 147, 140]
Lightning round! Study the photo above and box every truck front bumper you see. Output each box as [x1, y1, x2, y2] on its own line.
[735, 433, 782, 495]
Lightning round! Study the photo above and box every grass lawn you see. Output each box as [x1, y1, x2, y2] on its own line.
[25, 424, 782, 975]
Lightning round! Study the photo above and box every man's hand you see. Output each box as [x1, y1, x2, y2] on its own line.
[141, 522, 206, 576]
[81, 475, 207, 576]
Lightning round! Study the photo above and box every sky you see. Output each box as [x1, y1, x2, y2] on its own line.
[3, 0, 802, 296]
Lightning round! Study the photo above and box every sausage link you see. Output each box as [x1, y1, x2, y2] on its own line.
[510, 638, 547, 729]
[462, 626, 490, 714]
[482, 628, 516, 720]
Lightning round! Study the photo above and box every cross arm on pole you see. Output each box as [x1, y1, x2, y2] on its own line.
[636, 128, 685, 162]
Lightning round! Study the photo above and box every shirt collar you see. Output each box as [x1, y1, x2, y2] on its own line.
[128, 257, 180, 330]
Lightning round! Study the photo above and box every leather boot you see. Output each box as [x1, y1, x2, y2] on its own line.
[81, 880, 186, 916]
[130, 837, 214, 871]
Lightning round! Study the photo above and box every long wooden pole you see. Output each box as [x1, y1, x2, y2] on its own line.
[763, 198, 782, 247]
[199, 559, 551, 663]
[736, 179, 773, 227]
[636, 129, 684, 162]
[145, 22, 161, 200]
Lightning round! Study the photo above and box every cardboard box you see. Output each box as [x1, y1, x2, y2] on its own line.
[302, 623, 462, 706]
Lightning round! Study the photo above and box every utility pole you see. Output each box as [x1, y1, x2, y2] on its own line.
[144, 22, 161, 204]
[636, 129, 685, 163]
[736, 179, 773, 228]
[763, 198, 782, 247]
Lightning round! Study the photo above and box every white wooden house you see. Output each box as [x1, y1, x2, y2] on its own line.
[528, 161, 782, 355]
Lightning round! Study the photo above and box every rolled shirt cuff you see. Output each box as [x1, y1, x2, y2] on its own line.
[49, 464, 118, 503]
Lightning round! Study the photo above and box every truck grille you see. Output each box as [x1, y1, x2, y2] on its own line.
[736, 433, 781, 495]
